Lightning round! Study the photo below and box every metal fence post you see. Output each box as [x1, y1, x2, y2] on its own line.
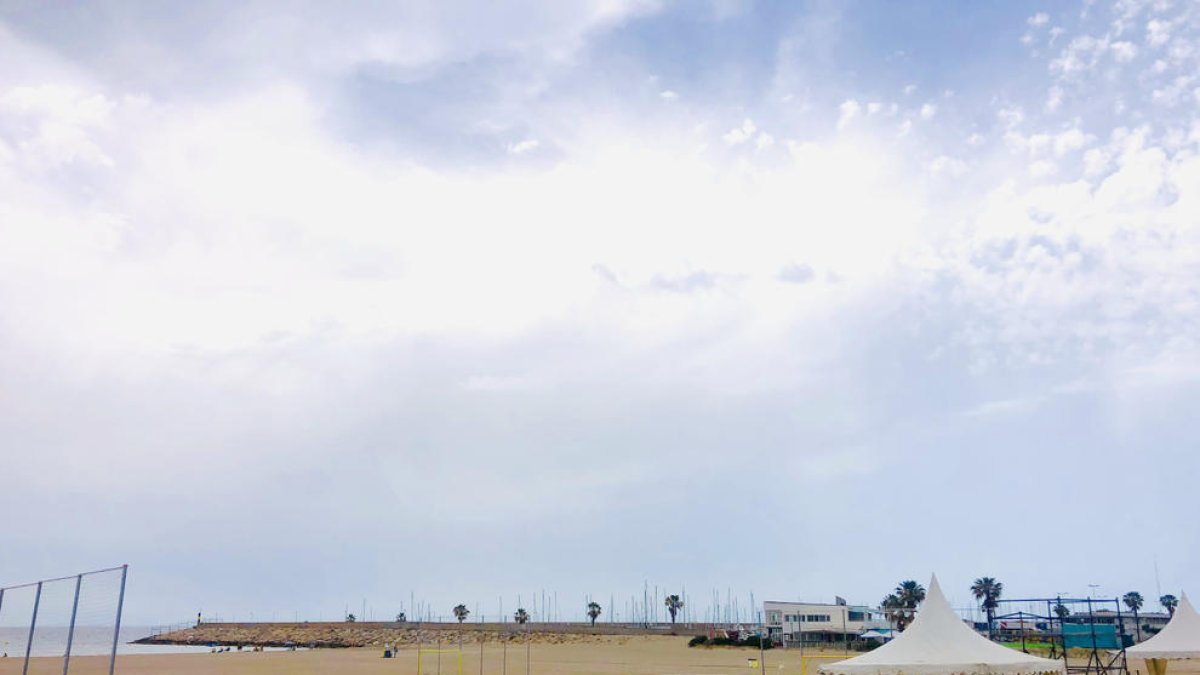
[109, 565, 128, 675]
[63, 574, 83, 675]
[23, 581, 43, 675]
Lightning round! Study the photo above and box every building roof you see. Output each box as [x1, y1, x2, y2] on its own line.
[818, 576, 1065, 675]
[765, 600, 874, 609]
[1126, 594, 1200, 660]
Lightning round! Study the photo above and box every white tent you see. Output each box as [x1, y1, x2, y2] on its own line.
[1126, 593, 1200, 675]
[820, 576, 1064, 675]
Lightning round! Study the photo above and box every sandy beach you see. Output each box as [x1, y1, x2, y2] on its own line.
[2, 637, 846, 675]
[3, 638, 1188, 675]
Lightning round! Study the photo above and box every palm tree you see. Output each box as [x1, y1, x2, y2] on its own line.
[664, 595, 684, 624]
[897, 580, 926, 632]
[453, 604, 470, 623]
[971, 577, 1004, 639]
[882, 581, 926, 632]
[882, 594, 907, 630]
[587, 602, 602, 626]
[346, 613, 357, 623]
[1053, 603, 1070, 619]
[514, 608, 530, 624]
[1123, 592, 1144, 641]
[1161, 595, 1178, 616]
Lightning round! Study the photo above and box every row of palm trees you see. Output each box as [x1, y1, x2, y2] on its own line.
[432, 585, 1179, 631]
[442, 594, 686, 626]
[882, 578, 1181, 639]
[1122, 591, 1180, 642]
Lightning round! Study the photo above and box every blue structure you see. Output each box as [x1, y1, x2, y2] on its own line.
[1062, 623, 1121, 650]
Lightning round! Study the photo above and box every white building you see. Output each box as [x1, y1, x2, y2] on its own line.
[764, 600, 890, 645]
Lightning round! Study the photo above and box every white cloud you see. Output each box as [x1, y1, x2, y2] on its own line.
[928, 155, 968, 177]
[1028, 159, 1057, 177]
[1045, 86, 1064, 112]
[1151, 75, 1197, 106]
[1082, 147, 1111, 176]
[1111, 40, 1139, 61]
[1003, 127, 1094, 158]
[836, 99, 861, 130]
[659, 89, 679, 100]
[1051, 35, 1110, 75]
[1147, 19, 1171, 47]
[723, 118, 757, 144]
[4, 0, 1200, 621]
[1053, 128, 1093, 156]
[1028, 12, 1051, 27]
[506, 138, 540, 154]
[998, 106, 1025, 128]
[919, 103, 937, 120]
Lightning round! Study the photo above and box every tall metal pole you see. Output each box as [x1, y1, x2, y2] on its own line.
[63, 574, 83, 675]
[109, 565, 128, 675]
[1087, 597, 1099, 672]
[799, 613, 805, 663]
[1058, 597, 1070, 673]
[842, 609, 848, 654]
[23, 582, 43, 675]
[759, 623, 766, 675]
[1115, 596, 1130, 671]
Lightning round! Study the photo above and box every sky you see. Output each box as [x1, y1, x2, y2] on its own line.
[0, 0, 1198, 626]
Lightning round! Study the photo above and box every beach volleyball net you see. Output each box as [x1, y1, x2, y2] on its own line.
[417, 648, 464, 675]
[0, 565, 128, 675]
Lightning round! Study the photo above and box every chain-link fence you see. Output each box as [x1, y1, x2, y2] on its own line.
[0, 565, 127, 675]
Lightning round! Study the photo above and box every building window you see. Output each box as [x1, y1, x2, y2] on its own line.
[848, 611, 865, 621]
[805, 614, 831, 623]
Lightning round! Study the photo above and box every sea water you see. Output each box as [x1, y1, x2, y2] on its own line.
[0, 626, 212, 657]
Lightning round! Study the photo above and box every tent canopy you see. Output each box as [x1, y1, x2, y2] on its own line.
[1127, 593, 1200, 660]
[819, 576, 1064, 675]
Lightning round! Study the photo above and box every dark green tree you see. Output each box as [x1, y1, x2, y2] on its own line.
[971, 577, 1004, 638]
[883, 581, 926, 632]
[1161, 595, 1178, 616]
[664, 595, 684, 624]
[453, 604, 470, 623]
[1123, 592, 1144, 642]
